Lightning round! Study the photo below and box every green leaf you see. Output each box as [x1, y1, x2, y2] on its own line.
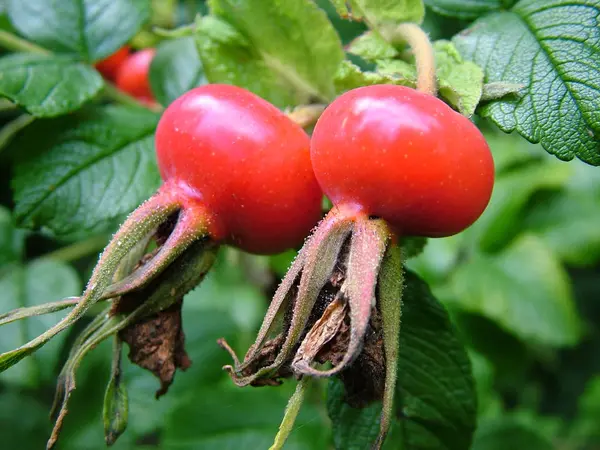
[347, 31, 399, 61]
[7, 0, 151, 62]
[571, 375, 600, 442]
[328, 270, 477, 450]
[196, 0, 344, 107]
[0, 259, 81, 387]
[163, 385, 329, 449]
[471, 418, 554, 450]
[0, 206, 26, 267]
[480, 81, 525, 101]
[449, 234, 582, 346]
[334, 60, 411, 92]
[10, 106, 160, 238]
[344, 38, 484, 115]
[0, 53, 103, 117]
[149, 36, 207, 107]
[425, 0, 506, 19]
[0, 390, 50, 449]
[464, 157, 572, 252]
[434, 40, 483, 116]
[330, 0, 425, 25]
[453, 0, 600, 165]
[523, 161, 600, 266]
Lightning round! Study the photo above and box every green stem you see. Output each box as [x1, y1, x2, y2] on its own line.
[0, 114, 35, 156]
[42, 234, 111, 263]
[102, 82, 162, 112]
[380, 23, 437, 96]
[269, 377, 310, 450]
[0, 98, 18, 112]
[0, 29, 49, 54]
[286, 104, 326, 129]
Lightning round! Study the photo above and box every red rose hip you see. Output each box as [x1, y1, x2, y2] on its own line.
[155, 84, 323, 254]
[310, 84, 494, 237]
[95, 46, 130, 81]
[115, 48, 156, 102]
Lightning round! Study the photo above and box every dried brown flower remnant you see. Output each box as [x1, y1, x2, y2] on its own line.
[120, 299, 191, 398]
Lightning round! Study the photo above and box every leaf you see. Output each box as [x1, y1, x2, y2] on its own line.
[0, 206, 26, 267]
[0, 53, 103, 117]
[347, 30, 399, 61]
[434, 40, 483, 116]
[571, 375, 600, 442]
[149, 36, 207, 107]
[523, 161, 600, 266]
[163, 385, 329, 450]
[10, 106, 161, 238]
[0, 390, 50, 449]
[471, 418, 554, 450]
[196, 0, 344, 107]
[334, 60, 411, 93]
[481, 81, 525, 101]
[7, 0, 151, 62]
[453, 0, 600, 165]
[331, 0, 425, 25]
[0, 259, 81, 387]
[344, 38, 484, 115]
[463, 157, 572, 252]
[449, 234, 582, 346]
[328, 270, 477, 450]
[424, 0, 506, 19]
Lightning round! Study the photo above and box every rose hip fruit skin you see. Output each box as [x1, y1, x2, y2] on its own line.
[311, 85, 494, 237]
[95, 46, 130, 81]
[155, 84, 323, 254]
[115, 48, 156, 101]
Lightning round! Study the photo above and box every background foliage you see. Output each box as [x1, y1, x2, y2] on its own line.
[0, 0, 599, 449]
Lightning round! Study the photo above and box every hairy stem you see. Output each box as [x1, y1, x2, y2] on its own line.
[380, 23, 437, 96]
[0, 114, 35, 156]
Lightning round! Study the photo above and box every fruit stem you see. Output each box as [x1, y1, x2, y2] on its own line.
[269, 377, 310, 450]
[380, 23, 437, 96]
[286, 104, 326, 129]
[0, 114, 35, 156]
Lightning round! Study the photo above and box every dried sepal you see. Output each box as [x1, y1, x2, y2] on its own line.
[293, 217, 390, 377]
[221, 209, 355, 386]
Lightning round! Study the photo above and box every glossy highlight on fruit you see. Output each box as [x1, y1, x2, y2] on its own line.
[155, 84, 323, 254]
[311, 84, 494, 237]
[115, 48, 156, 103]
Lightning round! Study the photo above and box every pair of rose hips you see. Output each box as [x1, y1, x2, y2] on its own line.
[156, 83, 494, 253]
[153, 83, 493, 448]
[1, 82, 493, 449]
[96, 47, 156, 104]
